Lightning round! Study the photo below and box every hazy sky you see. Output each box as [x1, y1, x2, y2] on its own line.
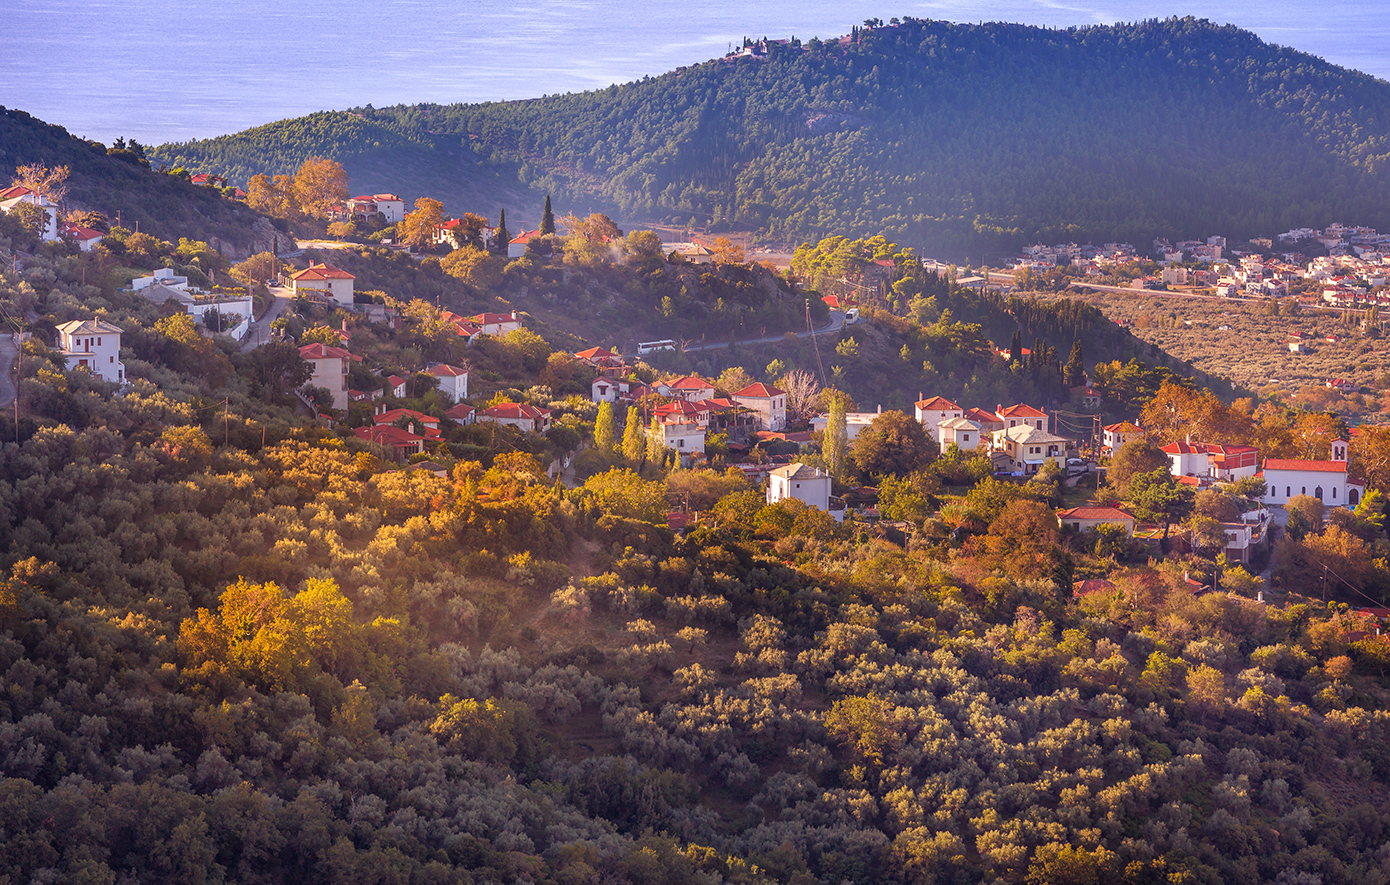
[2, 0, 1384, 146]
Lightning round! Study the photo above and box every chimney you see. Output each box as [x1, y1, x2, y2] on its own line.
[511, 310, 517, 320]
[877, 404, 882, 414]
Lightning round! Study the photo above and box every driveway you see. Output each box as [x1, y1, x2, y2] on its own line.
[241, 285, 294, 352]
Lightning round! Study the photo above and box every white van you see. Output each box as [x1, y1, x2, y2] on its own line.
[844, 308, 860, 323]
[636, 339, 678, 355]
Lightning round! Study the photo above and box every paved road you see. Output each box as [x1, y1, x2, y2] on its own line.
[1069, 280, 1265, 304]
[241, 285, 295, 352]
[0, 335, 16, 406]
[676, 310, 848, 356]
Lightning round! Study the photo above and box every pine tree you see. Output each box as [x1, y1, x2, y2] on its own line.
[540, 195, 555, 235]
[495, 209, 511, 254]
[621, 406, 645, 463]
[594, 401, 615, 451]
[826, 394, 848, 479]
[1063, 341, 1086, 388]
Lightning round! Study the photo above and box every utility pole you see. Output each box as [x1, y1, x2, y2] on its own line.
[223, 397, 229, 446]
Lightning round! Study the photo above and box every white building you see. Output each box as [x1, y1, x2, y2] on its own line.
[289, 262, 355, 306]
[62, 223, 104, 252]
[652, 420, 705, 463]
[1103, 421, 1142, 452]
[592, 376, 618, 403]
[425, 363, 469, 402]
[914, 396, 963, 441]
[811, 408, 881, 443]
[477, 402, 551, 433]
[767, 463, 840, 521]
[658, 375, 716, 402]
[733, 382, 786, 432]
[347, 194, 406, 225]
[994, 424, 1068, 475]
[299, 342, 359, 411]
[0, 186, 59, 241]
[468, 311, 522, 337]
[56, 319, 125, 383]
[508, 230, 543, 259]
[937, 417, 983, 453]
[1263, 440, 1363, 508]
[130, 267, 189, 292]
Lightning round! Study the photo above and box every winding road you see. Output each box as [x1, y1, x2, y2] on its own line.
[241, 285, 295, 353]
[654, 310, 848, 358]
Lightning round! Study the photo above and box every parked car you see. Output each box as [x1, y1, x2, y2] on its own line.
[1066, 458, 1090, 477]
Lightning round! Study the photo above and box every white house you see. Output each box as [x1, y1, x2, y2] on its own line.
[767, 463, 840, 521]
[131, 267, 189, 292]
[290, 262, 355, 306]
[1056, 506, 1136, 536]
[1263, 440, 1363, 508]
[61, 223, 104, 252]
[733, 382, 786, 432]
[444, 403, 475, 425]
[0, 186, 59, 241]
[937, 416, 983, 454]
[1103, 421, 1142, 452]
[477, 402, 551, 433]
[652, 420, 705, 462]
[659, 375, 716, 402]
[996, 403, 1048, 431]
[811, 408, 881, 443]
[591, 376, 618, 403]
[347, 194, 406, 225]
[468, 311, 522, 337]
[1162, 442, 1260, 481]
[298, 342, 360, 411]
[56, 319, 125, 383]
[425, 363, 469, 402]
[508, 230, 543, 259]
[994, 424, 1068, 474]
[914, 396, 963, 441]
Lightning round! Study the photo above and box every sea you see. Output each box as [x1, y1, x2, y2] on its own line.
[2, 0, 1387, 148]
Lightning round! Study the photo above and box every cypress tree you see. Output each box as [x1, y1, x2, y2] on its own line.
[646, 417, 666, 464]
[1063, 341, 1086, 388]
[621, 406, 645, 463]
[1009, 330, 1022, 366]
[826, 394, 848, 479]
[594, 400, 615, 451]
[495, 209, 511, 254]
[540, 195, 556, 235]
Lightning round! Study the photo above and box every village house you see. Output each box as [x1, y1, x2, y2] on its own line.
[0, 186, 59, 241]
[1056, 506, 1136, 536]
[810, 407, 883, 444]
[767, 463, 843, 521]
[996, 403, 1048, 432]
[387, 375, 408, 398]
[652, 421, 706, 463]
[299, 342, 361, 411]
[477, 402, 551, 434]
[289, 262, 355, 306]
[468, 311, 522, 337]
[994, 424, 1069, 474]
[733, 382, 787, 432]
[346, 194, 406, 225]
[506, 230, 543, 259]
[658, 375, 716, 402]
[575, 346, 629, 377]
[1103, 421, 1143, 452]
[591, 377, 618, 404]
[353, 424, 424, 461]
[1162, 442, 1259, 482]
[1262, 440, 1363, 507]
[61, 223, 104, 252]
[425, 363, 469, 402]
[444, 403, 476, 426]
[1072, 386, 1102, 410]
[965, 407, 1005, 435]
[937, 417, 983, 454]
[664, 241, 714, 264]
[914, 396, 963, 441]
[373, 408, 442, 439]
[130, 267, 189, 293]
[56, 319, 125, 384]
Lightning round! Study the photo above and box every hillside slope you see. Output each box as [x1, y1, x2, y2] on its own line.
[152, 17, 1390, 255]
[0, 107, 282, 258]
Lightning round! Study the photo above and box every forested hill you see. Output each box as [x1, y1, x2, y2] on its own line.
[0, 108, 281, 258]
[151, 17, 1390, 255]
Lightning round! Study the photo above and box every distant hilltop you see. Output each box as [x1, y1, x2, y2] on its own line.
[151, 17, 1390, 257]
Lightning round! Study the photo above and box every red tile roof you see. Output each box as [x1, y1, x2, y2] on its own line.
[299, 342, 358, 361]
[734, 382, 785, 398]
[997, 404, 1046, 418]
[470, 312, 518, 325]
[61, 223, 103, 240]
[481, 402, 550, 420]
[426, 363, 468, 378]
[575, 346, 619, 360]
[374, 408, 439, 426]
[0, 186, 34, 200]
[1103, 421, 1141, 433]
[666, 375, 713, 390]
[354, 425, 424, 447]
[291, 262, 355, 281]
[509, 229, 542, 245]
[444, 403, 475, 420]
[655, 400, 701, 417]
[915, 396, 962, 411]
[1057, 507, 1135, 520]
[1263, 459, 1348, 473]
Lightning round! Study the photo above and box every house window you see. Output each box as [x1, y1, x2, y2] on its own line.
[1334, 488, 1338, 499]
[1286, 486, 1291, 498]
[1315, 486, 1323, 500]
[1301, 487, 1306, 496]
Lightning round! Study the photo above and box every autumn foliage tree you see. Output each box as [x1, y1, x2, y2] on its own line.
[291, 156, 350, 219]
